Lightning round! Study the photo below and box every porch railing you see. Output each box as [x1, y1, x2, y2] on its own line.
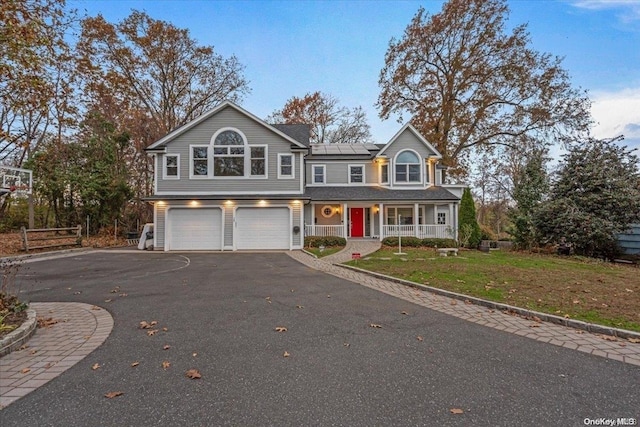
[382, 225, 452, 239]
[305, 225, 345, 237]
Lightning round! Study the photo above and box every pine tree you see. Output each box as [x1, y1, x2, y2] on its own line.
[459, 187, 482, 248]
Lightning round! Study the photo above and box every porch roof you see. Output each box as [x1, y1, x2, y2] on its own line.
[304, 186, 460, 202]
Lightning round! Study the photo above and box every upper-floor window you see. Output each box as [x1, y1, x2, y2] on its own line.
[312, 165, 326, 184]
[164, 154, 179, 179]
[380, 164, 389, 184]
[190, 129, 267, 178]
[395, 150, 421, 183]
[278, 154, 294, 179]
[349, 164, 364, 184]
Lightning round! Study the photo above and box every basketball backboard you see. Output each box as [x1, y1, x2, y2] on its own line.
[0, 165, 33, 195]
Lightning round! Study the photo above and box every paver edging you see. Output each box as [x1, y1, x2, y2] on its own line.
[0, 308, 37, 358]
[338, 263, 640, 341]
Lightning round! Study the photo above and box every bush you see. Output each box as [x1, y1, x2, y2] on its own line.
[459, 188, 482, 248]
[304, 236, 347, 247]
[382, 237, 457, 248]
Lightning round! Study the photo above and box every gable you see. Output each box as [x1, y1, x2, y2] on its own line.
[377, 125, 442, 160]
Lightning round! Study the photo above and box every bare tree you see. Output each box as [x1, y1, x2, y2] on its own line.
[268, 92, 373, 144]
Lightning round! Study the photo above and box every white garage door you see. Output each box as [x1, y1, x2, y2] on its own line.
[168, 208, 222, 250]
[236, 207, 290, 250]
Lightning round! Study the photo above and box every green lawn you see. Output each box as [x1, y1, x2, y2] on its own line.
[347, 247, 640, 332]
[305, 246, 344, 258]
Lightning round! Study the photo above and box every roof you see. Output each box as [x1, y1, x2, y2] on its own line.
[272, 124, 311, 146]
[304, 186, 460, 202]
[146, 101, 308, 151]
[305, 143, 381, 160]
[377, 123, 442, 159]
[143, 194, 310, 201]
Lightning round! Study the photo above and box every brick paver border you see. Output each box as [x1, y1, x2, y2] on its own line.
[0, 302, 113, 409]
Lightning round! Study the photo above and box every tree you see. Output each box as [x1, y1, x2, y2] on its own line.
[459, 187, 481, 248]
[508, 149, 549, 249]
[533, 137, 640, 258]
[268, 92, 373, 144]
[377, 0, 591, 177]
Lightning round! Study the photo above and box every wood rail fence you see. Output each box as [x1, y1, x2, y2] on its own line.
[20, 226, 82, 251]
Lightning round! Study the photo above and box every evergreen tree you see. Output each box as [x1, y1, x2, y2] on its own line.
[509, 150, 549, 249]
[533, 137, 640, 258]
[459, 187, 482, 248]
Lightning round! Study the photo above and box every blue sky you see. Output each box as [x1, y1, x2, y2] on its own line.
[70, 0, 640, 153]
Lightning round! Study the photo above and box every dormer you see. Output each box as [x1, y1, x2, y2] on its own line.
[375, 124, 442, 189]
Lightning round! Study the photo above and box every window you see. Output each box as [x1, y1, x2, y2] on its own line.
[437, 212, 447, 225]
[164, 154, 179, 179]
[349, 165, 364, 184]
[321, 205, 335, 218]
[203, 128, 267, 178]
[191, 146, 209, 177]
[250, 146, 266, 176]
[278, 154, 294, 178]
[395, 150, 421, 183]
[386, 207, 413, 225]
[380, 164, 388, 184]
[312, 165, 325, 184]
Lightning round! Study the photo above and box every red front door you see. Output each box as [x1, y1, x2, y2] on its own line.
[350, 208, 364, 237]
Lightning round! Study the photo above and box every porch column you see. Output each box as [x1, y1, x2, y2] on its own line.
[343, 203, 348, 238]
[449, 203, 454, 239]
[434, 204, 438, 224]
[378, 203, 384, 241]
[414, 203, 419, 238]
[310, 203, 315, 235]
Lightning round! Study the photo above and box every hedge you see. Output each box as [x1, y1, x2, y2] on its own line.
[381, 237, 458, 248]
[304, 236, 347, 247]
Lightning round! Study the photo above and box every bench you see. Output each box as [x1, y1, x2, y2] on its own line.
[21, 226, 82, 251]
[436, 247, 458, 257]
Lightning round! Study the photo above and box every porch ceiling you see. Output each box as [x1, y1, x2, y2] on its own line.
[304, 186, 459, 202]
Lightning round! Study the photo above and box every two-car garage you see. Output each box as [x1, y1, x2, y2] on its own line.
[165, 205, 293, 251]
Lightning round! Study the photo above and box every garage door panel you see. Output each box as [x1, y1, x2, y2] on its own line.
[236, 208, 290, 250]
[168, 208, 222, 250]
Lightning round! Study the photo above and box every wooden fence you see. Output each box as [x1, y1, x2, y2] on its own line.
[21, 226, 82, 251]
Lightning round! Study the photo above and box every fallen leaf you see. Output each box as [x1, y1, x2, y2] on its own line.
[147, 329, 158, 336]
[529, 324, 540, 328]
[575, 330, 585, 334]
[150, 320, 158, 326]
[572, 300, 580, 304]
[91, 363, 100, 370]
[296, 305, 304, 309]
[192, 352, 198, 357]
[327, 295, 331, 298]
[343, 342, 350, 347]
[104, 299, 112, 303]
[139, 321, 151, 329]
[110, 287, 120, 293]
[186, 369, 201, 379]
[598, 334, 617, 342]
[73, 291, 81, 295]
[401, 311, 409, 315]
[119, 293, 128, 297]
[131, 362, 139, 367]
[564, 314, 570, 319]
[450, 408, 464, 414]
[532, 316, 542, 323]
[21, 368, 30, 374]
[450, 300, 457, 306]
[464, 300, 472, 305]
[369, 323, 382, 328]
[290, 289, 295, 293]
[625, 288, 633, 293]
[162, 361, 171, 369]
[416, 336, 424, 341]
[163, 345, 170, 350]
[29, 349, 37, 355]
[162, 327, 168, 332]
[37, 317, 58, 328]
[44, 362, 55, 369]
[104, 391, 123, 399]
[91, 306, 101, 311]
[628, 338, 640, 344]
[275, 326, 288, 332]
[283, 351, 290, 357]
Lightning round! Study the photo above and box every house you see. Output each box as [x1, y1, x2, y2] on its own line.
[144, 101, 465, 251]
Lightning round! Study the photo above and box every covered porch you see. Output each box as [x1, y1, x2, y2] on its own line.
[304, 202, 457, 241]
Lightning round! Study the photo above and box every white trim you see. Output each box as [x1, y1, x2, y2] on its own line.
[153, 154, 159, 195]
[393, 149, 423, 186]
[379, 163, 389, 185]
[377, 123, 443, 159]
[278, 153, 295, 179]
[147, 101, 307, 150]
[312, 164, 326, 185]
[299, 154, 304, 193]
[163, 154, 180, 180]
[348, 164, 365, 185]
[164, 205, 225, 251]
[152, 190, 304, 196]
[189, 144, 210, 179]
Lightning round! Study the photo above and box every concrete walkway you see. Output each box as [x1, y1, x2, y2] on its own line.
[288, 250, 640, 366]
[0, 302, 113, 409]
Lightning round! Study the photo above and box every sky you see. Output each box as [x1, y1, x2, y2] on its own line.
[69, 0, 640, 154]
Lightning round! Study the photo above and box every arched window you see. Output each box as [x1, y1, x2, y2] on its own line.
[209, 129, 266, 177]
[395, 150, 421, 183]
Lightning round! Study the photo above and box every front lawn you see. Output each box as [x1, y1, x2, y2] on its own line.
[348, 248, 640, 332]
[305, 246, 343, 258]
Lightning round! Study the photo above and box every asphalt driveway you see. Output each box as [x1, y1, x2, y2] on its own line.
[1, 251, 638, 426]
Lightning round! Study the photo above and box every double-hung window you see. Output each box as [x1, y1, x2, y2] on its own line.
[192, 129, 266, 178]
[349, 165, 364, 184]
[312, 165, 326, 184]
[278, 154, 294, 178]
[191, 146, 209, 177]
[250, 146, 266, 176]
[395, 151, 421, 183]
[380, 164, 389, 184]
[164, 154, 179, 179]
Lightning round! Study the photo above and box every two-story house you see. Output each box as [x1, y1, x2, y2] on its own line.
[144, 101, 464, 251]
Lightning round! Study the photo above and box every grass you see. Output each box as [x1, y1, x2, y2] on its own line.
[347, 247, 640, 332]
[305, 246, 344, 258]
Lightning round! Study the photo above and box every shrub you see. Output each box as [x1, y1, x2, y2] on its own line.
[304, 236, 347, 247]
[382, 237, 457, 248]
[459, 188, 482, 248]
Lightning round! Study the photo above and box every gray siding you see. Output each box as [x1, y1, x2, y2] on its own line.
[382, 129, 437, 159]
[155, 202, 167, 249]
[156, 106, 302, 194]
[292, 203, 302, 247]
[224, 208, 234, 248]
